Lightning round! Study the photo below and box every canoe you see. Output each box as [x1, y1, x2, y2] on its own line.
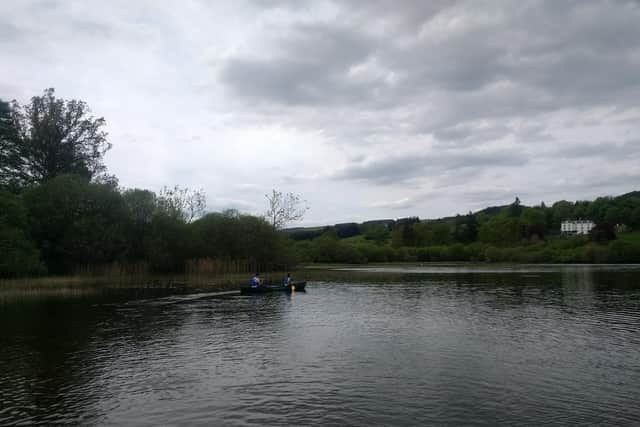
[240, 282, 306, 295]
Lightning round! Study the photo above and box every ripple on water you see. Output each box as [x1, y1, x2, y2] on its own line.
[2, 274, 640, 425]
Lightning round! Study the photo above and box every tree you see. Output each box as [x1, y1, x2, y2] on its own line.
[522, 207, 547, 240]
[431, 222, 452, 245]
[507, 196, 522, 217]
[334, 223, 360, 238]
[122, 189, 158, 261]
[454, 212, 478, 243]
[23, 175, 128, 273]
[362, 223, 390, 244]
[264, 189, 308, 229]
[0, 190, 45, 276]
[604, 206, 624, 225]
[630, 207, 640, 230]
[551, 200, 573, 231]
[590, 223, 616, 243]
[0, 99, 23, 188]
[157, 185, 206, 223]
[6, 88, 111, 185]
[190, 210, 289, 271]
[478, 216, 524, 245]
[401, 223, 418, 246]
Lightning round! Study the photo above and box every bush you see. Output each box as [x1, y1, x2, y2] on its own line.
[0, 226, 46, 277]
[0, 190, 45, 277]
[608, 240, 640, 263]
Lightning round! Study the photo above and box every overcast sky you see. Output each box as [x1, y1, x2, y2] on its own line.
[2, 0, 639, 225]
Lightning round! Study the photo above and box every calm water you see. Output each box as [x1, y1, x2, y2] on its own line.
[2, 265, 640, 425]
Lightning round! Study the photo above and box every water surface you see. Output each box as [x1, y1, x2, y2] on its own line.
[2, 265, 640, 425]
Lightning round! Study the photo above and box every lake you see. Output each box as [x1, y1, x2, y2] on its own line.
[2, 265, 640, 425]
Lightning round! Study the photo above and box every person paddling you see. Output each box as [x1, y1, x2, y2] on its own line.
[283, 273, 292, 287]
[251, 273, 261, 288]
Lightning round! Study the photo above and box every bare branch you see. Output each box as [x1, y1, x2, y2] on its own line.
[158, 185, 206, 222]
[264, 189, 308, 229]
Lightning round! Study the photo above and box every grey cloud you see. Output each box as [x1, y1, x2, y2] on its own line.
[369, 190, 443, 210]
[208, 197, 258, 213]
[433, 122, 513, 146]
[335, 154, 427, 184]
[334, 148, 528, 184]
[431, 168, 483, 189]
[224, 1, 640, 124]
[369, 197, 417, 210]
[252, 0, 456, 30]
[219, 22, 379, 106]
[462, 188, 521, 205]
[3, 0, 639, 222]
[551, 139, 640, 159]
[521, 171, 640, 201]
[0, 20, 22, 41]
[588, 171, 640, 190]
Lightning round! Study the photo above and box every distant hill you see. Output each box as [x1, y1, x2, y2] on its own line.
[283, 191, 636, 240]
[474, 204, 512, 216]
[617, 191, 640, 200]
[284, 205, 519, 238]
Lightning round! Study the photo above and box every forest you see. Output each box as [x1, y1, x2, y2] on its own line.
[2, 89, 640, 278]
[0, 89, 292, 278]
[288, 194, 640, 264]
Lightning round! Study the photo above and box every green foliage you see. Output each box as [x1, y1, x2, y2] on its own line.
[23, 175, 128, 273]
[0, 169, 295, 277]
[284, 193, 640, 265]
[521, 207, 547, 240]
[291, 229, 640, 265]
[361, 223, 390, 244]
[590, 223, 616, 243]
[506, 196, 522, 217]
[334, 222, 361, 238]
[551, 200, 573, 230]
[144, 212, 190, 272]
[6, 89, 111, 185]
[608, 239, 640, 263]
[4, 85, 640, 276]
[478, 216, 524, 245]
[306, 232, 366, 263]
[0, 190, 45, 276]
[122, 189, 157, 261]
[158, 185, 206, 223]
[453, 213, 478, 243]
[190, 210, 291, 271]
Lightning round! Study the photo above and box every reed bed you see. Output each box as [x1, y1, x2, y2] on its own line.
[1, 259, 415, 302]
[0, 258, 301, 302]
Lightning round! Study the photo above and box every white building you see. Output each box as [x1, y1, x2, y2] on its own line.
[561, 220, 595, 235]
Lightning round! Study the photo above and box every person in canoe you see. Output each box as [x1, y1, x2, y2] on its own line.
[250, 273, 261, 288]
[283, 273, 292, 287]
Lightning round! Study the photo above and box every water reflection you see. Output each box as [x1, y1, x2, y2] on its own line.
[1, 266, 640, 425]
[0, 295, 193, 424]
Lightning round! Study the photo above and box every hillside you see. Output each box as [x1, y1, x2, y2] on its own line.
[285, 191, 638, 241]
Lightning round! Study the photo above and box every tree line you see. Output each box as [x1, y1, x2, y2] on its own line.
[288, 195, 640, 264]
[2, 89, 639, 277]
[1, 89, 293, 277]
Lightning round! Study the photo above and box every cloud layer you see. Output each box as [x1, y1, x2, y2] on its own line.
[2, 0, 639, 224]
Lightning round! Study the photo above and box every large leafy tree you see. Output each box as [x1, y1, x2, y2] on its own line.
[23, 175, 127, 273]
[3, 88, 111, 185]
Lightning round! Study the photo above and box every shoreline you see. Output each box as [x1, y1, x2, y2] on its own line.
[3, 262, 640, 302]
